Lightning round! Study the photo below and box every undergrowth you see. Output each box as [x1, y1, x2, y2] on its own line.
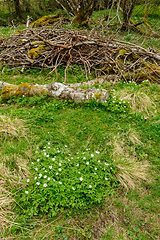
[0, 77, 159, 238]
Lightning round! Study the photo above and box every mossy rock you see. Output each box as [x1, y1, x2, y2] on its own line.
[1, 83, 47, 100]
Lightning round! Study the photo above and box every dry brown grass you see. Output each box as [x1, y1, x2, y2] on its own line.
[0, 155, 31, 234]
[116, 89, 157, 116]
[0, 115, 30, 235]
[0, 115, 26, 137]
[112, 130, 150, 190]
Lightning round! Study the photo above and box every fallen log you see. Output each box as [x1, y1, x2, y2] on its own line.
[0, 81, 110, 103]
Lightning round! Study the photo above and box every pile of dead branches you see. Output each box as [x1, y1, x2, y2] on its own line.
[0, 27, 160, 83]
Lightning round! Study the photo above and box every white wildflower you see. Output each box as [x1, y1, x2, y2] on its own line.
[52, 158, 55, 161]
[48, 142, 50, 145]
[31, 162, 34, 164]
[34, 176, 37, 180]
[98, 160, 101, 163]
[76, 164, 79, 167]
[39, 173, 42, 177]
[59, 182, 62, 184]
[49, 166, 52, 169]
[83, 157, 86, 160]
[44, 152, 46, 156]
[89, 185, 92, 188]
[91, 154, 94, 157]
[56, 172, 58, 175]
[59, 163, 62, 166]
[44, 175, 47, 178]
[45, 170, 47, 173]
[95, 167, 97, 170]
[105, 178, 108, 180]
[47, 155, 49, 158]
[80, 177, 83, 181]
[35, 168, 38, 171]
[65, 145, 67, 147]
[86, 162, 89, 165]
[47, 177, 50, 181]
[58, 168, 62, 171]
[37, 159, 40, 162]
[36, 182, 40, 185]
[94, 172, 97, 175]
[72, 187, 75, 190]
[43, 183, 47, 187]
[27, 179, 30, 183]
[25, 191, 29, 194]
[95, 151, 100, 154]
[105, 163, 109, 166]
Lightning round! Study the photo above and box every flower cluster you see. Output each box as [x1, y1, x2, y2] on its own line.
[21, 144, 118, 216]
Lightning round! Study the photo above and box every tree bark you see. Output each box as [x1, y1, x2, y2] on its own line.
[22, 0, 31, 13]
[55, 0, 96, 26]
[121, 0, 137, 31]
[14, 0, 22, 18]
[74, 0, 96, 26]
[0, 81, 110, 103]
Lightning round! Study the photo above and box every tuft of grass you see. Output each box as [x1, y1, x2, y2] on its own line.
[0, 115, 26, 137]
[112, 130, 150, 190]
[115, 157, 149, 190]
[114, 84, 158, 116]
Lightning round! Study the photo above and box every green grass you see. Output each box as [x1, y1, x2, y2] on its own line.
[91, 5, 160, 50]
[0, 8, 160, 239]
[0, 68, 160, 239]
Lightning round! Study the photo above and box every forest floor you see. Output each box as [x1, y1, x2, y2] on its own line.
[0, 7, 160, 240]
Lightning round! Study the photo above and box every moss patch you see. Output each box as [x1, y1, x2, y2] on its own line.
[28, 45, 51, 59]
[1, 83, 47, 100]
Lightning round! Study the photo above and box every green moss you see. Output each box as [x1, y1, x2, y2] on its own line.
[119, 49, 128, 55]
[1, 83, 47, 100]
[28, 48, 42, 59]
[30, 13, 64, 27]
[94, 92, 102, 100]
[14, 29, 24, 35]
[31, 41, 45, 46]
[28, 44, 51, 59]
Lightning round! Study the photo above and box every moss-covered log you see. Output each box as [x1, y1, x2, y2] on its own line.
[0, 81, 110, 103]
[31, 12, 70, 27]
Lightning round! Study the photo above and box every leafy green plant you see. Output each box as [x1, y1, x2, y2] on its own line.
[14, 145, 118, 217]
